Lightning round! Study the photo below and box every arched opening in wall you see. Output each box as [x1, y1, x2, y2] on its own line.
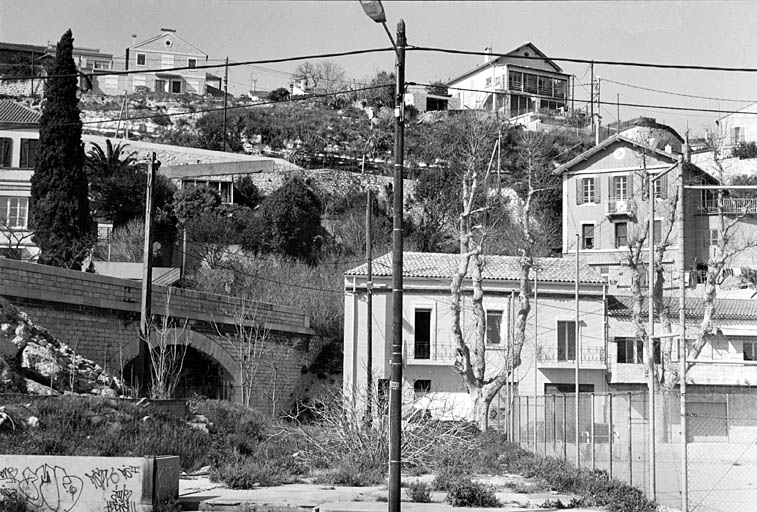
[173, 346, 233, 399]
[123, 344, 235, 400]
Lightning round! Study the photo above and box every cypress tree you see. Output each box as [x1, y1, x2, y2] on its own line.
[30, 29, 93, 269]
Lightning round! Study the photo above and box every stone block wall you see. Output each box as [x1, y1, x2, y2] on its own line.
[0, 258, 321, 410]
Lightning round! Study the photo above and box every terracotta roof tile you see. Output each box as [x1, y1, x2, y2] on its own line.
[608, 294, 757, 321]
[345, 252, 604, 284]
[0, 100, 41, 125]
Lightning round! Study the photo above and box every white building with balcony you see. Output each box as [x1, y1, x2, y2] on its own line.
[447, 42, 571, 120]
[342, 251, 607, 420]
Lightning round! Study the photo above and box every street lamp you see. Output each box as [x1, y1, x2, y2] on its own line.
[360, 2, 405, 511]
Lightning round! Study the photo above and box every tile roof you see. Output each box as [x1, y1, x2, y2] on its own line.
[608, 294, 757, 321]
[0, 100, 41, 125]
[345, 252, 605, 285]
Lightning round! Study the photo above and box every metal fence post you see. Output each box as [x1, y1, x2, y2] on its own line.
[543, 395, 547, 455]
[552, 394, 557, 455]
[526, 395, 531, 450]
[562, 394, 567, 460]
[609, 393, 613, 479]
[628, 392, 633, 486]
[591, 392, 596, 470]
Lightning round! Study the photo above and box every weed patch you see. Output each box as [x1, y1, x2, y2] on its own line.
[405, 481, 432, 503]
[445, 479, 501, 507]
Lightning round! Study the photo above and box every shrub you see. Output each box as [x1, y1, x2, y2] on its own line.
[0, 494, 31, 512]
[210, 455, 290, 488]
[314, 453, 385, 487]
[445, 479, 501, 508]
[406, 481, 432, 503]
[432, 466, 468, 491]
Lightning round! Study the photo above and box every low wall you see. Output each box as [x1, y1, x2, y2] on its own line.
[0, 455, 179, 512]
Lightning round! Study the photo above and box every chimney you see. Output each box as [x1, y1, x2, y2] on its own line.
[160, 28, 176, 33]
[665, 144, 672, 154]
[683, 131, 692, 163]
[483, 46, 492, 64]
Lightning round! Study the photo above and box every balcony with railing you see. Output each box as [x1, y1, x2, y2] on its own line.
[697, 197, 757, 215]
[537, 346, 606, 369]
[407, 343, 459, 365]
[605, 199, 636, 219]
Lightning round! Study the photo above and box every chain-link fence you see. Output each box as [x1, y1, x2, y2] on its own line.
[498, 389, 757, 512]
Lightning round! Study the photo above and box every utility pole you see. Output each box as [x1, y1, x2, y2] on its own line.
[589, 62, 594, 129]
[139, 152, 157, 396]
[222, 56, 229, 151]
[617, 93, 621, 134]
[388, 20, 406, 512]
[594, 77, 601, 145]
[575, 233, 581, 467]
[648, 171, 657, 501]
[677, 154, 688, 512]
[365, 188, 374, 425]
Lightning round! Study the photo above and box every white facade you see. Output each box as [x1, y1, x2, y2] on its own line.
[343, 252, 606, 420]
[448, 42, 570, 118]
[0, 112, 39, 260]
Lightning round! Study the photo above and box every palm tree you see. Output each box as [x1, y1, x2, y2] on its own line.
[85, 139, 144, 227]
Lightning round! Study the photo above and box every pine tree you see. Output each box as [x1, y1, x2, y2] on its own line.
[30, 29, 93, 269]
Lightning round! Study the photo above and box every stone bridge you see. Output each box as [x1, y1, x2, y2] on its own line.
[0, 258, 321, 413]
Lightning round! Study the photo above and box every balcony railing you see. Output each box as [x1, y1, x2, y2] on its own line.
[537, 346, 606, 366]
[605, 199, 636, 218]
[697, 197, 757, 215]
[407, 344, 459, 364]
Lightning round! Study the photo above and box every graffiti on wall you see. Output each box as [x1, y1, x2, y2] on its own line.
[0, 458, 153, 512]
[0, 464, 83, 512]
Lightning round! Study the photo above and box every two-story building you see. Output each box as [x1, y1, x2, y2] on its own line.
[343, 251, 607, 420]
[121, 28, 213, 95]
[448, 42, 571, 120]
[0, 100, 40, 260]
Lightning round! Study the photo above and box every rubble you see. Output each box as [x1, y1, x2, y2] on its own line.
[0, 300, 124, 396]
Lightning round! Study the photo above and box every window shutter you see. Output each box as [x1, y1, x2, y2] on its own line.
[627, 174, 634, 197]
[576, 178, 584, 205]
[594, 223, 600, 249]
[660, 174, 668, 199]
[594, 177, 601, 204]
[608, 176, 615, 200]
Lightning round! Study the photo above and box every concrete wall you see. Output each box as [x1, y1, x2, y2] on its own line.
[0, 455, 179, 512]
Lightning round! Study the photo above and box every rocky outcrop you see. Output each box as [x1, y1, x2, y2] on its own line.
[0, 300, 123, 396]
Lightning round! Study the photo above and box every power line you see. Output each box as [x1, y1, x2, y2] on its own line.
[413, 45, 757, 73]
[8, 46, 394, 82]
[602, 78, 757, 104]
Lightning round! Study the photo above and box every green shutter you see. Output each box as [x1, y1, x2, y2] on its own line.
[576, 177, 584, 204]
[608, 176, 615, 200]
[594, 177, 601, 204]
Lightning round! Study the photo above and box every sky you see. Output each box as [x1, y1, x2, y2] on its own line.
[2, 0, 757, 137]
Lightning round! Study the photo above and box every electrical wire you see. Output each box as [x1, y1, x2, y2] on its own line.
[603, 78, 757, 104]
[413, 45, 757, 73]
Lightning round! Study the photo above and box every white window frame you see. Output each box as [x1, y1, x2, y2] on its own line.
[412, 304, 435, 360]
[582, 177, 595, 203]
[581, 223, 595, 250]
[485, 309, 504, 346]
[136, 53, 146, 67]
[0, 196, 29, 230]
[615, 175, 628, 200]
[556, 320, 577, 361]
[187, 58, 197, 69]
[743, 339, 757, 361]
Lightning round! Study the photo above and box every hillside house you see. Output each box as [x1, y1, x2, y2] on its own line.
[343, 252, 607, 420]
[448, 42, 571, 120]
[554, 118, 757, 286]
[0, 100, 40, 260]
[117, 28, 214, 96]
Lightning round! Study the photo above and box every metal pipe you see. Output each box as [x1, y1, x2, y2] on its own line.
[575, 234, 581, 467]
[648, 173, 657, 500]
[678, 155, 688, 512]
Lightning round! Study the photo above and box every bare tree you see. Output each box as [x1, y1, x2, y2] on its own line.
[445, 117, 555, 430]
[221, 298, 272, 408]
[148, 288, 189, 399]
[0, 220, 33, 260]
[688, 138, 757, 364]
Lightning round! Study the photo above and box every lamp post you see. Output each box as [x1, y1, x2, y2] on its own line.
[360, 2, 405, 511]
